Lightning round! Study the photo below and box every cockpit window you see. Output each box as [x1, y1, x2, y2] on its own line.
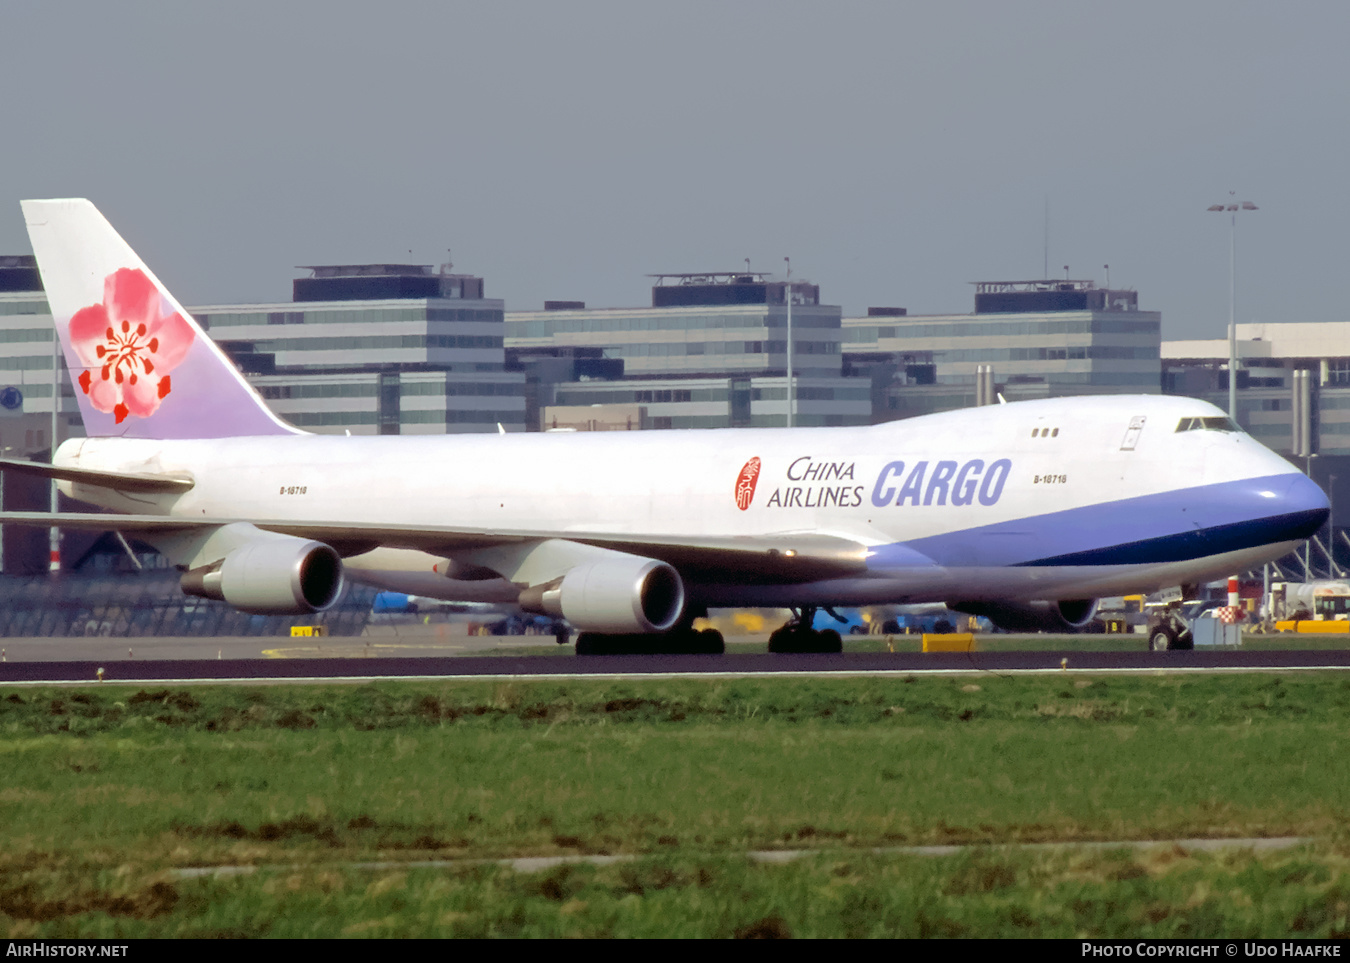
[1175, 416, 1242, 433]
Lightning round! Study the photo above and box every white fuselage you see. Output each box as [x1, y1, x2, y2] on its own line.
[53, 394, 1323, 607]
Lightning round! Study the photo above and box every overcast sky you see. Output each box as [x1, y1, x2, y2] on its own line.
[3, 1, 1346, 339]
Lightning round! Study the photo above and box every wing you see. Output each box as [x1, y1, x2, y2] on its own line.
[0, 511, 869, 583]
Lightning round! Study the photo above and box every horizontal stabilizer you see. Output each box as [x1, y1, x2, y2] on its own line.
[0, 458, 194, 494]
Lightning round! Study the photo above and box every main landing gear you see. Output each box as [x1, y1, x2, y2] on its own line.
[767, 606, 844, 654]
[574, 607, 726, 656]
[574, 628, 725, 655]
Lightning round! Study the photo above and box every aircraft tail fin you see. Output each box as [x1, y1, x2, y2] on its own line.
[21, 198, 297, 439]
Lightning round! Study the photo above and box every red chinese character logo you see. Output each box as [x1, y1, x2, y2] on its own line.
[735, 457, 761, 510]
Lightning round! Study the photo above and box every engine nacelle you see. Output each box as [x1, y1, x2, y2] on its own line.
[181, 536, 344, 614]
[950, 598, 1099, 633]
[518, 556, 685, 634]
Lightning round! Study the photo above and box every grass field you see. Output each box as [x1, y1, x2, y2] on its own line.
[3, 672, 1349, 937]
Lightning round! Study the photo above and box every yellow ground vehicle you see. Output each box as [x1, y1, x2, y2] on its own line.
[1273, 580, 1350, 622]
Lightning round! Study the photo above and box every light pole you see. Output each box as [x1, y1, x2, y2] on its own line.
[0, 445, 11, 575]
[49, 324, 59, 572]
[784, 257, 794, 429]
[1207, 195, 1258, 421]
[1306, 451, 1318, 578]
[1330, 473, 1338, 577]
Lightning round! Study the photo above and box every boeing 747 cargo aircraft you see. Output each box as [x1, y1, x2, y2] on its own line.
[0, 200, 1329, 653]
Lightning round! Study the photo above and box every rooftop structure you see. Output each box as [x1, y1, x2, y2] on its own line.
[0, 255, 41, 293]
[973, 279, 1139, 314]
[648, 272, 820, 308]
[294, 263, 484, 302]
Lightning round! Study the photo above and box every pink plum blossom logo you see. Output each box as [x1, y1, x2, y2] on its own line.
[68, 268, 194, 424]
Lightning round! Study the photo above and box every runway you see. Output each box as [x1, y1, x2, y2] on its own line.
[4, 647, 1350, 685]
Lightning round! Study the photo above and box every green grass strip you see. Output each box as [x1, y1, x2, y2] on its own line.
[2, 673, 1348, 936]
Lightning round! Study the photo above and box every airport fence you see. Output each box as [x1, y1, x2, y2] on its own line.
[0, 571, 377, 638]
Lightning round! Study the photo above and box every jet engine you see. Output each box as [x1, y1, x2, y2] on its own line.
[950, 598, 1099, 633]
[518, 555, 685, 634]
[181, 535, 344, 614]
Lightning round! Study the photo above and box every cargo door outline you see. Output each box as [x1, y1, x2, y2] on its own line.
[1120, 415, 1146, 451]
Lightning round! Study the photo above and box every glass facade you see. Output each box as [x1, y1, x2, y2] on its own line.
[844, 317, 1160, 342]
[506, 301, 870, 428]
[193, 297, 525, 435]
[0, 293, 81, 454]
[506, 304, 847, 380]
[842, 310, 1164, 405]
[546, 375, 872, 429]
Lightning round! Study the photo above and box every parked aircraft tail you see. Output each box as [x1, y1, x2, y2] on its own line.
[21, 198, 296, 439]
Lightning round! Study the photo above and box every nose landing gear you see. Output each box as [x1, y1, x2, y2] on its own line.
[767, 606, 844, 654]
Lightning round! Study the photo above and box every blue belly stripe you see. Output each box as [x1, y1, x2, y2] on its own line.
[1017, 507, 1326, 566]
[868, 472, 1328, 570]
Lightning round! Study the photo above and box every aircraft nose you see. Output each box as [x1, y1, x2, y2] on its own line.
[1260, 471, 1330, 542]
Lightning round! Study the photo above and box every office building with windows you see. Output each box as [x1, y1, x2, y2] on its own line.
[505, 273, 871, 429]
[195, 264, 524, 434]
[842, 280, 1162, 420]
[0, 257, 79, 458]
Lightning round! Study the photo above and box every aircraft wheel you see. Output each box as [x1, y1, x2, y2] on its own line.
[578, 631, 724, 655]
[769, 626, 839, 653]
[575, 632, 623, 655]
[696, 628, 726, 654]
[768, 626, 805, 653]
[1148, 628, 1175, 651]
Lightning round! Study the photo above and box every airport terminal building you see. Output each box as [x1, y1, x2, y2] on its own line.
[1, 262, 1172, 450]
[196, 264, 525, 435]
[504, 273, 872, 429]
[0, 256, 78, 460]
[842, 279, 1163, 421]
